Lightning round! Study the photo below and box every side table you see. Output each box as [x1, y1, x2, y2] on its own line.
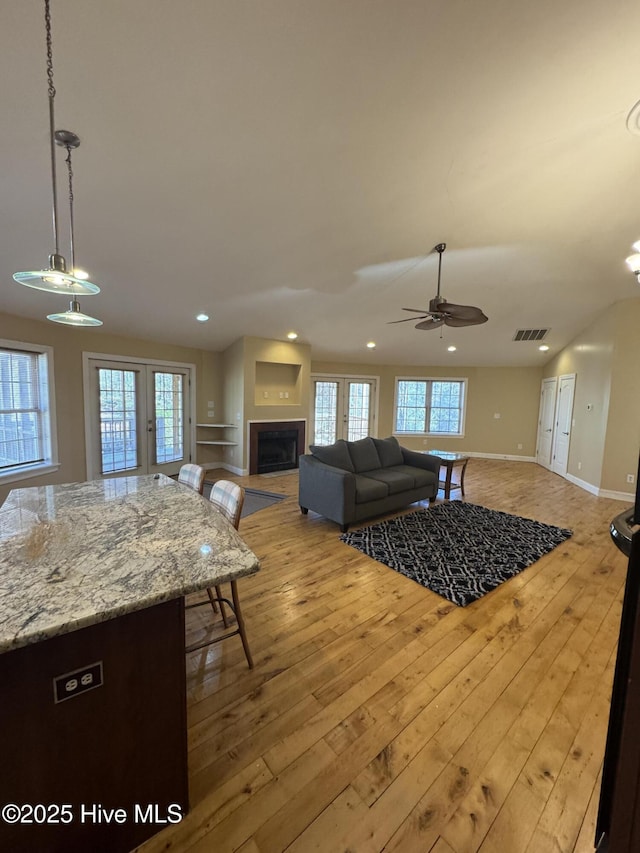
[427, 450, 470, 499]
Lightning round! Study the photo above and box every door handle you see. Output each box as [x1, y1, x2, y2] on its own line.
[546, 429, 552, 432]
[562, 431, 569, 435]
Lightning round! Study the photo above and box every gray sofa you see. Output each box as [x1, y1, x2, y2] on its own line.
[298, 435, 441, 531]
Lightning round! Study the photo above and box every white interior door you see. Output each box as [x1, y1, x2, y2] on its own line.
[551, 374, 576, 476]
[536, 377, 557, 469]
[311, 377, 376, 445]
[87, 359, 192, 479]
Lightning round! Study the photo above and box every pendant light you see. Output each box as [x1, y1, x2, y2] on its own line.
[13, 0, 102, 326]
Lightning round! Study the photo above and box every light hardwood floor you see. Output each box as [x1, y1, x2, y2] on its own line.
[137, 458, 629, 853]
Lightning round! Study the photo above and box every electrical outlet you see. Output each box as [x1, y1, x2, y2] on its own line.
[208, 401, 214, 408]
[493, 413, 501, 419]
[207, 409, 214, 417]
[578, 461, 582, 470]
[54, 661, 103, 704]
[517, 443, 523, 450]
[627, 474, 635, 484]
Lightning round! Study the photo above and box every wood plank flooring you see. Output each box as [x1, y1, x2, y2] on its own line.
[136, 459, 629, 853]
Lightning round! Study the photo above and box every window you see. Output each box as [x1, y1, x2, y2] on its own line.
[0, 340, 58, 482]
[395, 378, 466, 436]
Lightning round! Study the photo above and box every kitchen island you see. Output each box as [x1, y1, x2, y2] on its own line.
[0, 473, 260, 852]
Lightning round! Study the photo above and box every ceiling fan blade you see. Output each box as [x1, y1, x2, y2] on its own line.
[444, 312, 489, 327]
[388, 315, 429, 324]
[415, 317, 445, 331]
[401, 307, 431, 313]
[436, 301, 487, 321]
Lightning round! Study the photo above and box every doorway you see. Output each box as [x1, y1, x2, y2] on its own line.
[310, 376, 378, 445]
[536, 377, 557, 469]
[84, 355, 195, 480]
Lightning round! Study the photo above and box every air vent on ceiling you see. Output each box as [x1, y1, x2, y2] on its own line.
[513, 328, 549, 342]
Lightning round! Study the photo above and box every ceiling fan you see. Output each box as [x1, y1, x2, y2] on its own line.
[389, 243, 488, 331]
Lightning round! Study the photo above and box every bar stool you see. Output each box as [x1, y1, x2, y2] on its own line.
[177, 463, 205, 495]
[185, 480, 254, 669]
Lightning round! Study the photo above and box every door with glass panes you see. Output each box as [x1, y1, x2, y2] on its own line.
[87, 359, 192, 478]
[311, 377, 376, 445]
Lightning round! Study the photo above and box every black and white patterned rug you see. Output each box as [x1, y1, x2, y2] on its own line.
[340, 502, 572, 607]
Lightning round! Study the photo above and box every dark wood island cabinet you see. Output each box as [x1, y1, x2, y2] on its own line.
[0, 474, 259, 853]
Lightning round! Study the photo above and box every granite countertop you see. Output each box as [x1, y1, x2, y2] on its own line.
[0, 474, 260, 654]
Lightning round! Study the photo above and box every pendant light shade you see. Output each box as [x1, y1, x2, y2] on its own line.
[47, 298, 103, 327]
[14, 262, 100, 296]
[13, 0, 102, 323]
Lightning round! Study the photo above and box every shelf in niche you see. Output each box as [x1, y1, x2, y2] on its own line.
[196, 423, 237, 428]
[196, 440, 237, 446]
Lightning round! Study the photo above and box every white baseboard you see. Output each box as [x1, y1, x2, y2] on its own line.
[565, 472, 600, 496]
[562, 473, 633, 502]
[463, 451, 537, 463]
[219, 461, 248, 476]
[599, 488, 635, 502]
[200, 461, 248, 476]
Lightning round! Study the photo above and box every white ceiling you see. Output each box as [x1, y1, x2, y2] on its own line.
[2, 0, 640, 366]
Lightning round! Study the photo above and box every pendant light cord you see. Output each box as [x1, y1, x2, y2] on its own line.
[64, 146, 75, 271]
[45, 0, 60, 258]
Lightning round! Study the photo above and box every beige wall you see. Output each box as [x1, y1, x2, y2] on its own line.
[602, 300, 640, 492]
[221, 337, 246, 471]
[311, 361, 542, 456]
[0, 311, 223, 504]
[543, 297, 640, 495]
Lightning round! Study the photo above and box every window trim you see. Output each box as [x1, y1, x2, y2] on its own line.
[0, 338, 59, 485]
[393, 376, 467, 438]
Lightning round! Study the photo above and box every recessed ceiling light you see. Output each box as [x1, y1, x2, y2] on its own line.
[287, 332, 298, 340]
[447, 345, 457, 352]
[366, 341, 376, 349]
[539, 344, 550, 351]
[196, 313, 209, 322]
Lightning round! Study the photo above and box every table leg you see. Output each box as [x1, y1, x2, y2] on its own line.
[460, 459, 468, 497]
[443, 461, 453, 500]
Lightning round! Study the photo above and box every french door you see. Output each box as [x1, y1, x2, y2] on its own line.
[311, 376, 377, 445]
[85, 357, 193, 479]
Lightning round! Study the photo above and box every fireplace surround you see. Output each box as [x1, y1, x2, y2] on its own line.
[249, 420, 306, 475]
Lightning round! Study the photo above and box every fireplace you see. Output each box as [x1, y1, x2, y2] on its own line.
[249, 421, 306, 475]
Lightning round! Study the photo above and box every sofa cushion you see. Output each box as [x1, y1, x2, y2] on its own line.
[353, 474, 389, 504]
[384, 464, 436, 489]
[347, 437, 382, 473]
[309, 440, 354, 472]
[372, 436, 404, 467]
[365, 468, 416, 495]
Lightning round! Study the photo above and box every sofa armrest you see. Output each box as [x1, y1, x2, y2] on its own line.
[298, 454, 356, 524]
[400, 448, 442, 476]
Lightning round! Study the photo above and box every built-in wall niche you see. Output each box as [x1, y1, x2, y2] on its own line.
[255, 361, 302, 406]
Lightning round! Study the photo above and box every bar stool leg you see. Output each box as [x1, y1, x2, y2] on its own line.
[231, 580, 253, 669]
[208, 586, 229, 628]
